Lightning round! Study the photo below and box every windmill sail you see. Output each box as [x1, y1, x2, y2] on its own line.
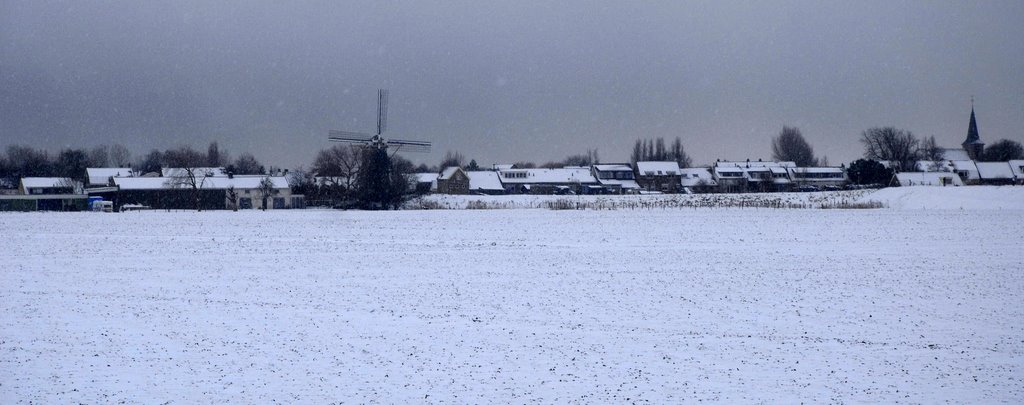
[328, 89, 430, 153]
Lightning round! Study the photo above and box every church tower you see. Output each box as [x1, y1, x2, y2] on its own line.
[962, 100, 985, 160]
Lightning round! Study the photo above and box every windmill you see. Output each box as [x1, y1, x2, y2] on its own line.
[328, 89, 431, 154]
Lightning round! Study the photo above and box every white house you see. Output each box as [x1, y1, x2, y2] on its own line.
[161, 167, 228, 178]
[975, 162, 1016, 185]
[113, 176, 299, 210]
[466, 171, 505, 195]
[86, 167, 136, 187]
[679, 168, 718, 193]
[497, 167, 598, 194]
[787, 167, 847, 189]
[895, 172, 964, 187]
[950, 160, 980, 184]
[19, 177, 83, 195]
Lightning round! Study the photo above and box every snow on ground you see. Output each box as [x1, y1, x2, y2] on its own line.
[2, 208, 1023, 402]
[419, 186, 1024, 210]
[417, 190, 874, 209]
[857, 185, 1024, 210]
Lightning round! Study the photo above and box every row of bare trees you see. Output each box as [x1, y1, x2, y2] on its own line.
[859, 127, 1023, 171]
[631, 138, 692, 168]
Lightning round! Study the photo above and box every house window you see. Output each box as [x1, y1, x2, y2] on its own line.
[239, 198, 252, 209]
[273, 197, 285, 209]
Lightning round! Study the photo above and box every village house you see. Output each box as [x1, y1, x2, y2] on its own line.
[950, 160, 980, 184]
[591, 164, 640, 194]
[466, 171, 505, 195]
[634, 161, 682, 193]
[0, 177, 88, 211]
[437, 167, 470, 194]
[86, 167, 137, 187]
[787, 167, 847, 190]
[112, 175, 300, 211]
[975, 162, 1016, 185]
[712, 161, 799, 193]
[679, 168, 718, 193]
[895, 172, 964, 187]
[496, 167, 598, 195]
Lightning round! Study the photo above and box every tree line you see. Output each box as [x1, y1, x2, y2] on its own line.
[0, 142, 271, 186]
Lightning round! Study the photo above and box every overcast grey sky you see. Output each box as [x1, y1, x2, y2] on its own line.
[2, 1, 1022, 168]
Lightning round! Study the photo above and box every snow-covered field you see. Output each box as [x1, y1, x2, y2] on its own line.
[2, 194, 1023, 402]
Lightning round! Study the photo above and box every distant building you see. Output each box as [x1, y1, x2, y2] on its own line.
[975, 162, 1015, 185]
[635, 161, 682, 193]
[497, 167, 598, 194]
[895, 172, 964, 187]
[0, 177, 88, 211]
[112, 176, 299, 210]
[962, 104, 985, 160]
[437, 167, 470, 194]
[591, 164, 640, 194]
[466, 171, 505, 195]
[86, 168, 136, 187]
[679, 168, 718, 193]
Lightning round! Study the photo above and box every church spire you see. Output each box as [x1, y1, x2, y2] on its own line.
[962, 98, 984, 160]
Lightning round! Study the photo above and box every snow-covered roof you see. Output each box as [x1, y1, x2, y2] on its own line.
[715, 161, 796, 168]
[439, 167, 464, 180]
[1009, 160, 1024, 178]
[788, 167, 845, 174]
[950, 161, 979, 180]
[20, 177, 79, 189]
[86, 168, 136, 185]
[593, 164, 632, 172]
[896, 172, 965, 187]
[497, 168, 597, 184]
[713, 166, 744, 173]
[596, 178, 641, 189]
[940, 148, 971, 161]
[413, 173, 438, 183]
[975, 162, 1014, 179]
[492, 164, 515, 171]
[636, 161, 681, 175]
[114, 176, 289, 191]
[466, 171, 504, 191]
[161, 167, 227, 178]
[915, 161, 954, 172]
[680, 168, 718, 187]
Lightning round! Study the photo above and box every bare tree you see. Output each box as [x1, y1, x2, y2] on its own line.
[162, 146, 210, 211]
[312, 145, 362, 193]
[109, 144, 132, 168]
[562, 149, 600, 167]
[5, 145, 52, 178]
[226, 186, 239, 211]
[135, 149, 163, 175]
[917, 135, 944, 161]
[771, 126, 818, 167]
[860, 127, 919, 172]
[232, 153, 264, 175]
[439, 150, 465, 169]
[631, 139, 643, 164]
[257, 176, 276, 210]
[669, 137, 692, 168]
[206, 142, 228, 167]
[654, 138, 666, 161]
[88, 145, 110, 167]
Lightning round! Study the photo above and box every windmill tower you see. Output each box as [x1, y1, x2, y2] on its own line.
[328, 89, 431, 154]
